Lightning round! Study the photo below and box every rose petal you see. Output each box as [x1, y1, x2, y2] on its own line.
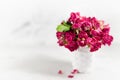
[58, 70, 63, 74]
[71, 69, 79, 74]
[68, 75, 74, 78]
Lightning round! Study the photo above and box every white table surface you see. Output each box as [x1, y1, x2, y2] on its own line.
[0, 42, 120, 80]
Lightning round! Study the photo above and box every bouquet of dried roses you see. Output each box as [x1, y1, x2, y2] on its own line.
[56, 12, 113, 52]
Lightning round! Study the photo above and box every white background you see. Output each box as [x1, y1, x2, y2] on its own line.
[0, 0, 120, 80]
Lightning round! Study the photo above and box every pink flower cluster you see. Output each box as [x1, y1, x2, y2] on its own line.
[56, 12, 113, 52]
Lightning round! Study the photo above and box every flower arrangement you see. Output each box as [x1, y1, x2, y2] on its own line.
[56, 12, 113, 52]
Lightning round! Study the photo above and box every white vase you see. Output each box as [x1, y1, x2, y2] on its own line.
[72, 47, 94, 73]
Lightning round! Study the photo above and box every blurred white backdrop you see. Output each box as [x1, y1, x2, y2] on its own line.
[0, 0, 120, 80]
[0, 0, 120, 45]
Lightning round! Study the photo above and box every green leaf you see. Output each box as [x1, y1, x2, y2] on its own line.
[56, 22, 71, 32]
[56, 24, 70, 32]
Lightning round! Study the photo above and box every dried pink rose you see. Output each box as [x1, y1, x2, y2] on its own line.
[90, 42, 101, 52]
[90, 17, 100, 29]
[77, 40, 86, 47]
[81, 22, 91, 31]
[56, 32, 63, 39]
[77, 31, 88, 47]
[68, 12, 80, 23]
[102, 34, 113, 46]
[78, 31, 88, 39]
[72, 23, 81, 29]
[57, 39, 64, 46]
[64, 31, 76, 41]
[65, 41, 79, 51]
[102, 24, 110, 34]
